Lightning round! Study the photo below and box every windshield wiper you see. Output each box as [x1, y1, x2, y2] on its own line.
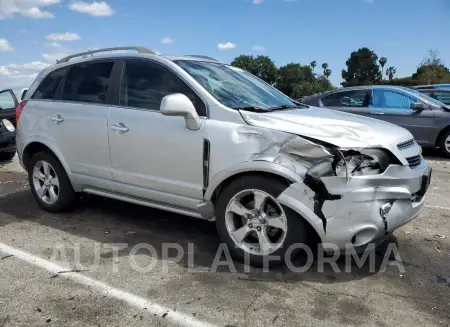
[234, 106, 268, 113]
[266, 105, 306, 111]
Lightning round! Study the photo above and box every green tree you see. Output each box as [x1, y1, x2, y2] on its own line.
[385, 66, 396, 81]
[276, 63, 315, 96]
[379, 57, 387, 79]
[310, 61, 317, 73]
[321, 63, 331, 79]
[412, 50, 450, 84]
[291, 75, 334, 98]
[231, 55, 278, 84]
[341, 47, 382, 86]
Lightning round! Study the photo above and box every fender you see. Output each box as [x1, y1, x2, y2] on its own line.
[203, 160, 304, 201]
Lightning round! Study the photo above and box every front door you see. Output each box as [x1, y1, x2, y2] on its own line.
[0, 89, 19, 123]
[107, 59, 206, 209]
[368, 88, 436, 146]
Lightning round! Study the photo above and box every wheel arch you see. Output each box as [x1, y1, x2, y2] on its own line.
[22, 141, 70, 175]
[435, 125, 450, 147]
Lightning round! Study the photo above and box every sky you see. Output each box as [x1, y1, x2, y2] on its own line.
[1, 0, 449, 93]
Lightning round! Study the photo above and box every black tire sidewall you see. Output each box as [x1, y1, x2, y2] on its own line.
[439, 130, 450, 158]
[28, 152, 75, 212]
[215, 175, 306, 267]
[0, 151, 16, 161]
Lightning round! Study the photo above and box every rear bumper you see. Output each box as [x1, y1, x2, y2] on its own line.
[277, 163, 431, 251]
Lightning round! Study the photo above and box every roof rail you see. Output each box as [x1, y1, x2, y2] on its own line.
[56, 46, 157, 64]
[184, 55, 221, 63]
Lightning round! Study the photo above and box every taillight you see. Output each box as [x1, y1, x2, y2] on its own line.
[15, 100, 28, 123]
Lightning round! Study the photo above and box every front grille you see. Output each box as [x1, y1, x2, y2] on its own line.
[398, 139, 415, 150]
[406, 155, 422, 168]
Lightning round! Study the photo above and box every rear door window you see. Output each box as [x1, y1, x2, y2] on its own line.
[32, 68, 66, 100]
[62, 61, 114, 104]
[321, 90, 369, 107]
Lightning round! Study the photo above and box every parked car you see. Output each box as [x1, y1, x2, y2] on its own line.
[413, 84, 450, 90]
[416, 89, 450, 105]
[0, 88, 18, 161]
[303, 85, 450, 157]
[16, 47, 430, 265]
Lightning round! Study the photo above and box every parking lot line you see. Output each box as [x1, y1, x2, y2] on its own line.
[425, 204, 450, 210]
[0, 242, 216, 327]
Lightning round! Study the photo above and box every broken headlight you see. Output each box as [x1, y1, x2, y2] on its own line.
[333, 149, 394, 177]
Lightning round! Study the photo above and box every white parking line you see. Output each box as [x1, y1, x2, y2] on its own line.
[0, 242, 216, 327]
[425, 204, 450, 211]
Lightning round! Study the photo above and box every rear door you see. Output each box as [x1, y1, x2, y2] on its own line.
[35, 60, 117, 181]
[320, 89, 371, 117]
[0, 89, 19, 124]
[368, 88, 435, 145]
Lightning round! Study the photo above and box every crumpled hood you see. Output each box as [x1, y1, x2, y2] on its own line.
[240, 107, 413, 149]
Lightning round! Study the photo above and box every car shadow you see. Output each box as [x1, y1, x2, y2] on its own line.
[0, 189, 398, 281]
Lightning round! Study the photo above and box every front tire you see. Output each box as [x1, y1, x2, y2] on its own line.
[0, 151, 16, 161]
[28, 151, 75, 212]
[215, 175, 307, 267]
[439, 129, 450, 158]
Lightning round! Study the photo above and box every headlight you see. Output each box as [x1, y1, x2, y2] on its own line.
[1, 119, 15, 132]
[333, 149, 394, 177]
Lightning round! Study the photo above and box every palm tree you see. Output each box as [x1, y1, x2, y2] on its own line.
[386, 66, 396, 81]
[310, 61, 317, 73]
[321, 62, 328, 74]
[379, 57, 387, 79]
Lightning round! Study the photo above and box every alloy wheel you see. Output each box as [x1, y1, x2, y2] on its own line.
[224, 189, 288, 256]
[32, 160, 60, 205]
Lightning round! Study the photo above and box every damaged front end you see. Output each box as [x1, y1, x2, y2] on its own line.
[272, 135, 430, 251]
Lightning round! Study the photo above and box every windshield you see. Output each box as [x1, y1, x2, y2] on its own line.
[403, 87, 447, 107]
[175, 60, 297, 110]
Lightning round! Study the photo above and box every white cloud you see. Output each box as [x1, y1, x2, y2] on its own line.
[7, 61, 50, 70]
[0, 39, 14, 52]
[253, 0, 264, 4]
[0, 0, 59, 19]
[217, 42, 236, 50]
[46, 32, 81, 41]
[252, 45, 265, 52]
[69, 1, 114, 16]
[42, 53, 68, 62]
[160, 37, 174, 44]
[0, 65, 39, 93]
[46, 41, 61, 48]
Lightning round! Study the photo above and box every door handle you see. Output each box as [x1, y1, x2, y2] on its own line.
[110, 123, 129, 133]
[49, 114, 64, 123]
[371, 112, 385, 115]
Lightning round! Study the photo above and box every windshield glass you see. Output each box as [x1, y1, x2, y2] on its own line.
[403, 87, 446, 107]
[175, 60, 297, 110]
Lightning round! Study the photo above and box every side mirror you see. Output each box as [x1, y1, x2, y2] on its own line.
[160, 93, 202, 130]
[410, 102, 426, 111]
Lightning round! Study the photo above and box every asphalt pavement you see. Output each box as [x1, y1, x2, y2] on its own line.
[0, 155, 449, 327]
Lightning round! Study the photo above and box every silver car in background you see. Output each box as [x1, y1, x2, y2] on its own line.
[303, 85, 450, 157]
[16, 47, 431, 266]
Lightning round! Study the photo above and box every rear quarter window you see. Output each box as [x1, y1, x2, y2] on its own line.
[32, 68, 66, 100]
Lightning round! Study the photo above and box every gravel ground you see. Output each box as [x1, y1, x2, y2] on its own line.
[0, 155, 449, 327]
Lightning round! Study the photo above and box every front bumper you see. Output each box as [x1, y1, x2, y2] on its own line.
[0, 131, 16, 152]
[277, 163, 431, 251]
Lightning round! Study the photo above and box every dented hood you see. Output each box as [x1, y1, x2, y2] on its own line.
[240, 107, 413, 149]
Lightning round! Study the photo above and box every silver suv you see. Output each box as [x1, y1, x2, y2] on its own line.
[16, 47, 431, 265]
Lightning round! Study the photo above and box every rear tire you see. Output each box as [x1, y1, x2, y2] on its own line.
[438, 129, 450, 158]
[215, 175, 307, 267]
[0, 151, 16, 161]
[28, 151, 75, 212]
